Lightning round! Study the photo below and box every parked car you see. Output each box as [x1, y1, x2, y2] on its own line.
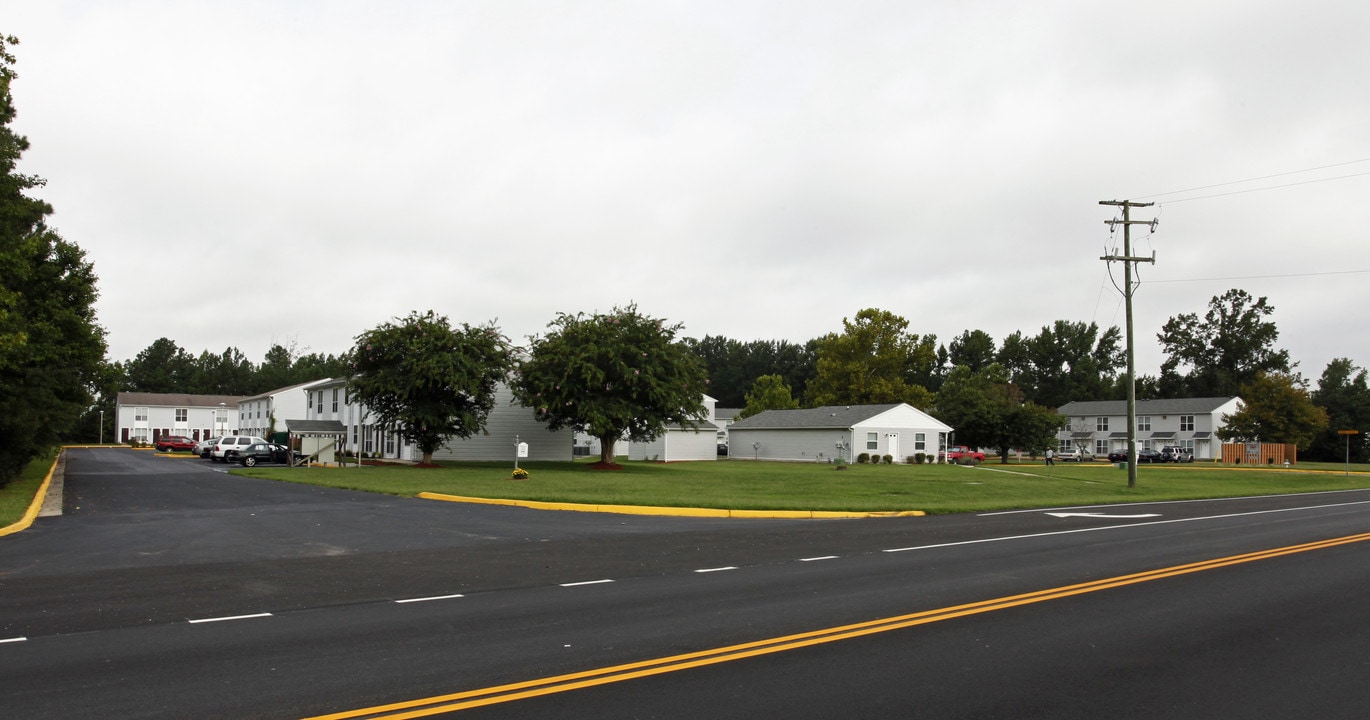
[193, 437, 220, 458]
[1161, 446, 1195, 463]
[945, 446, 986, 462]
[1057, 448, 1095, 462]
[155, 435, 197, 452]
[1135, 448, 1164, 463]
[1107, 450, 1129, 463]
[237, 443, 290, 467]
[210, 435, 268, 462]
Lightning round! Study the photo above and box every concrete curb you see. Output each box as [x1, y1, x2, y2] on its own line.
[416, 492, 925, 519]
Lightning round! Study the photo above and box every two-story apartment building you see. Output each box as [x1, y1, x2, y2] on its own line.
[235, 379, 335, 440]
[1056, 397, 1242, 460]
[114, 392, 246, 444]
[301, 378, 573, 461]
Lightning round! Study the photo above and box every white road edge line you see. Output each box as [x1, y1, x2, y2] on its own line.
[395, 594, 465, 604]
[800, 556, 839, 562]
[885, 499, 1370, 553]
[0, 637, 27, 644]
[560, 579, 615, 587]
[188, 612, 274, 624]
[695, 566, 738, 573]
[978, 487, 1370, 516]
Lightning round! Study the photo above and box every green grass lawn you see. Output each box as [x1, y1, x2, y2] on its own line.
[234, 458, 1370, 514]
[0, 451, 57, 528]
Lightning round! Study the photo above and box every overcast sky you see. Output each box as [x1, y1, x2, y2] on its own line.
[8, 1, 1370, 382]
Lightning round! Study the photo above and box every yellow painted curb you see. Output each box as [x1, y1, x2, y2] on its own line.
[416, 492, 924, 519]
[0, 453, 60, 537]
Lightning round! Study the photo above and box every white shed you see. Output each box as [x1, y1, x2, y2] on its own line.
[727, 403, 953, 463]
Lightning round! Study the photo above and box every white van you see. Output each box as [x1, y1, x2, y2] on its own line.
[210, 435, 268, 462]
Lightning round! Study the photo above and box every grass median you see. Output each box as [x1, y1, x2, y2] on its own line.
[233, 459, 1370, 514]
[0, 451, 58, 529]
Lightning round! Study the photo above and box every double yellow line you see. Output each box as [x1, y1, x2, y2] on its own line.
[308, 531, 1370, 719]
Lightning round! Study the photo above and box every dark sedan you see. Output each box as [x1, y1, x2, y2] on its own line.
[1107, 451, 1128, 463]
[236, 443, 290, 467]
[1135, 449, 1164, 463]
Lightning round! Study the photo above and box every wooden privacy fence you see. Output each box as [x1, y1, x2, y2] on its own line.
[1220, 442, 1298, 465]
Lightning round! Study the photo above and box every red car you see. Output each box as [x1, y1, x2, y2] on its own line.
[155, 435, 197, 452]
[945, 446, 986, 462]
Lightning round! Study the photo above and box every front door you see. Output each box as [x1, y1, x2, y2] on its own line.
[886, 433, 900, 462]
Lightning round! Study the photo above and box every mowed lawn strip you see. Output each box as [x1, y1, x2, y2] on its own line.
[233, 459, 1370, 514]
[0, 451, 58, 528]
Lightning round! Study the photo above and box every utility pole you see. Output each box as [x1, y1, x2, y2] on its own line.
[1100, 200, 1156, 489]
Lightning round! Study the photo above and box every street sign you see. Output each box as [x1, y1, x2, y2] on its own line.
[1337, 429, 1360, 435]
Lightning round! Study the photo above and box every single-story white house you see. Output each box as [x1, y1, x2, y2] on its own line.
[236, 378, 334, 440]
[628, 395, 720, 462]
[1055, 397, 1243, 460]
[302, 378, 574, 461]
[114, 392, 247, 444]
[726, 403, 954, 463]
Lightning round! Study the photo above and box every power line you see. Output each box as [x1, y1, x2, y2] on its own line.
[1134, 157, 1370, 200]
[1147, 268, 1370, 284]
[1152, 171, 1370, 204]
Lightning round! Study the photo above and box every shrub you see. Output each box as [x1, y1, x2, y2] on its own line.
[511, 467, 529, 480]
[882, 454, 893, 464]
[914, 452, 926, 464]
[857, 453, 870, 464]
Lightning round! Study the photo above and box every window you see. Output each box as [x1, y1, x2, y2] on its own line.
[175, 408, 188, 423]
[1180, 415, 1195, 432]
[915, 433, 926, 451]
[1142, 439, 1153, 451]
[316, 392, 324, 415]
[866, 432, 878, 450]
[385, 434, 395, 455]
[1137, 416, 1150, 431]
[1096, 417, 1109, 431]
[1179, 439, 1195, 452]
[135, 407, 149, 423]
[1059, 439, 1074, 452]
[332, 388, 339, 413]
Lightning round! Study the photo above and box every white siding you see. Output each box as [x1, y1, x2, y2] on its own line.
[430, 385, 574, 462]
[727, 429, 847, 462]
[629, 426, 718, 462]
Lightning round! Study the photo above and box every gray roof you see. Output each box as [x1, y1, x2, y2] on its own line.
[117, 392, 246, 408]
[728, 404, 905, 431]
[285, 419, 347, 434]
[1058, 397, 1240, 416]
[239, 378, 333, 402]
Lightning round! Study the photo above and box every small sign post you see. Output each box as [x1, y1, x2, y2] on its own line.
[1338, 430, 1359, 476]
[515, 435, 529, 470]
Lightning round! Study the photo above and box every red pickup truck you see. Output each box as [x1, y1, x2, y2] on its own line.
[945, 445, 985, 462]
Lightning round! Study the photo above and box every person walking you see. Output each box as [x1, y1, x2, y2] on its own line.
[1045, 448, 1055, 466]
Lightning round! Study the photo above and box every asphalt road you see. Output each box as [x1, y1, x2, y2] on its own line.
[2, 449, 1369, 718]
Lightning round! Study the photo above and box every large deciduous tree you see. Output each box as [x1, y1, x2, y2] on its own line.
[348, 311, 513, 465]
[1216, 372, 1328, 450]
[0, 35, 107, 483]
[511, 305, 708, 466]
[1158, 289, 1291, 398]
[997, 321, 1123, 409]
[737, 374, 800, 420]
[934, 364, 1061, 463]
[1307, 358, 1370, 462]
[806, 308, 936, 410]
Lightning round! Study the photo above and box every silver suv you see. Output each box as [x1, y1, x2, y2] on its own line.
[210, 435, 268, 462]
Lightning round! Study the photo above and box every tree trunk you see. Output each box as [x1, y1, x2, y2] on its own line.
[422, 450, 434, 465]
[599, 436, 616, 465]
